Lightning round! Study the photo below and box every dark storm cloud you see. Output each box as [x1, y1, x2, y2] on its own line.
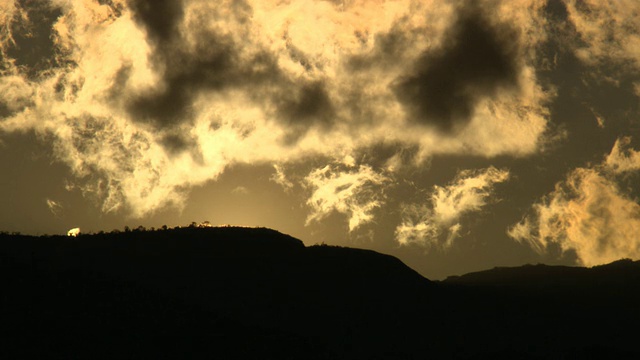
[276, 81, 336, 142]
[394, 4, 521, 132]
[125, 1, 273, 125]
[283, 84, 332, 120]
[123, 0, 336, 148]
[0, 103, 12, 119]
[5, 1, 62, 79]
[124, 36, 280, 128]
[125, 0, 192, 129]
[160, 133, 190, 154]
[127, 0, 184, 43]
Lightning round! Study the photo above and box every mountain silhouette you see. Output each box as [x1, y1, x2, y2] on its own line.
[1, 226, 639, 359]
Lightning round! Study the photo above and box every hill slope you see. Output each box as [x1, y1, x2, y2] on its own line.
[1, 227, 639, 359]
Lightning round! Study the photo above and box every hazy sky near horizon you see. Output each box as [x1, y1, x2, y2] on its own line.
[2, 0, 640, 278]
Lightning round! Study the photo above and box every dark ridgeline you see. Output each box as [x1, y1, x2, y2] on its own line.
[0, 227, 639, 359]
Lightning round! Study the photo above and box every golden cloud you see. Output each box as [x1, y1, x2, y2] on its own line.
[0, 0, 552, 219]
[509, 138, 640, 266]
[396, 166, 510, 249]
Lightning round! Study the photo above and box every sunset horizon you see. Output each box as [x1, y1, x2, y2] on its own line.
[2, 0, 640, 280]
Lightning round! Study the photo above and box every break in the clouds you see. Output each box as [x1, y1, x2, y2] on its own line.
[396, 167, 510, 249]
[509, 138, 640, 266]
[0, 0, 550, 219]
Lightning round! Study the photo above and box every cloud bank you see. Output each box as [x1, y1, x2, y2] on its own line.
[0, 0, 552, 219]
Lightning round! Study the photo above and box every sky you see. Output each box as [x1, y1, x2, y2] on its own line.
[2, 0, 640, 279]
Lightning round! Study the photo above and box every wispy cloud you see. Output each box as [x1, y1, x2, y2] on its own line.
[396, 167, 510, 249]
[563, 1, 640, 101]
[304, 163, 390, 232]
[509, 138, 640, 266]
[231, 186, 249, 195]
[46, 198, 63, 217]
[270, 164, 294, 192]
[604, 137, 640, 174]
[565, 1, 640, 70]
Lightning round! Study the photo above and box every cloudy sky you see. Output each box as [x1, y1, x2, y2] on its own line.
[2, 0, 640, 278]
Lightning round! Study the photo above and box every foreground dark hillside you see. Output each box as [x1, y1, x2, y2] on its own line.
[1, 227, 639, 359]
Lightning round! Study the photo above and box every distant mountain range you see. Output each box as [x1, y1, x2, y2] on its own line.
[1, 226, 638, 359]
